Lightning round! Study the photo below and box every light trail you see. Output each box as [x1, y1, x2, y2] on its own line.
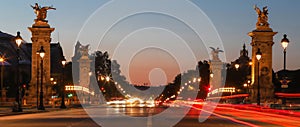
[177, 101, 300, 127]
[213, 105, 300, 127]
[179, 103, 259, 127]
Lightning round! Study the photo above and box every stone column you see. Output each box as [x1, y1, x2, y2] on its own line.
[248, 28, 277, 103]
[78, 56, 92, 89]
[78, 54, 92, 104]
[209, 60, 226, 90]
[27, 21, 54, 105]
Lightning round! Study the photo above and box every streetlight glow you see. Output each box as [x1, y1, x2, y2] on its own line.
[38, 46, 46, 59]
[235, 64, 240, 70]
[210, 72, 214, 78]
[256, 48, 262, 61]
[0, 57, 4, 62]
[281, 34, 289, 50]
[100, 76, 105, 81]
[61, 58, 66, 66]
[15, 31, 22, 47]
[105, 76, 110, 82]
[249, 62, 253, 66]
[198, 78, 201, 82]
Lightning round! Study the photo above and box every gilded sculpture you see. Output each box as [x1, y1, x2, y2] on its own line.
[254, 5, 269, 28]
[31, 3, 56, 22]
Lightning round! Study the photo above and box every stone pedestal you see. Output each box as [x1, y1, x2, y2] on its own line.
[78, 55, 92, 104]
[248, 28, 277, 103]
[209, 60, 226, 90]
[78, 56, 92, 89]
[27, 21, 55, 105]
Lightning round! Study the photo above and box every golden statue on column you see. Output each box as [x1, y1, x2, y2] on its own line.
[31, 3, 56, 22]
[254, 5, 270, 29]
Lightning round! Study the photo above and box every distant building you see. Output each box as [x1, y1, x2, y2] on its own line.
[225, 44, 252, 89]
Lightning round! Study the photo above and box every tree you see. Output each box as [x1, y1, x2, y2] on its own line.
[197, 60, 210, 99]
[94, 51, 126, 100]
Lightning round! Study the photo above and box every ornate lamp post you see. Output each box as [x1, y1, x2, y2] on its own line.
[35, 52, 40, 109]
[38, 46, 45, 110]
[12, 31, 23, 112]
[60, 56, 66, 109]
[256, 48, 262, 106]
[281, 34, 289, 72]
[280, 34, 290, 105]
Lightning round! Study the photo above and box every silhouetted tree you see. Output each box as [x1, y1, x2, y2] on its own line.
[197, 60, 210, 99]
[94, 51, 125, 100]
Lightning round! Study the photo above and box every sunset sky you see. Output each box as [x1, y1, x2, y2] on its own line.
[1, 0, 300, 85]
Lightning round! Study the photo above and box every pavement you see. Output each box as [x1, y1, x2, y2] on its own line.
[1, 104, 300, 126]
[0, 106, 245, 127]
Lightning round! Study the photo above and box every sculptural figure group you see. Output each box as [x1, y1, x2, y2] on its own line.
[31, 3, 56, 22]
[254, 5, 269, 28]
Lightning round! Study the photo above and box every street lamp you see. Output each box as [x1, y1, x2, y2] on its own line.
[210, 71, 214, 78]
[13, 31, 23, 112]
[60, 56, 66, 109]
[281, 34, 290, 105]
[105, 76, 110, 82]
[281, 34, 289, 72]
[256, 48, 262, 106]
[0, 56, 5, 103]
[15, 32, 22, 47]
[38, 46, 45, 110]
[249, 62, 253, 66]
[88, 72, 92, 104]
[197, 78, 201, 82]
[100, 76, 105, 81]
[36, 52, 40, 109]
[281, 34, 289, 69]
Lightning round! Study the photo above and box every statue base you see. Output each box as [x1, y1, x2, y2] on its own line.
[209, 60, 226, 89]
[32, 20, 50, 28]
[254, 26, 273, 32]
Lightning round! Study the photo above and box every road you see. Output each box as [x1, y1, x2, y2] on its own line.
[0, 104, 299, 127]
